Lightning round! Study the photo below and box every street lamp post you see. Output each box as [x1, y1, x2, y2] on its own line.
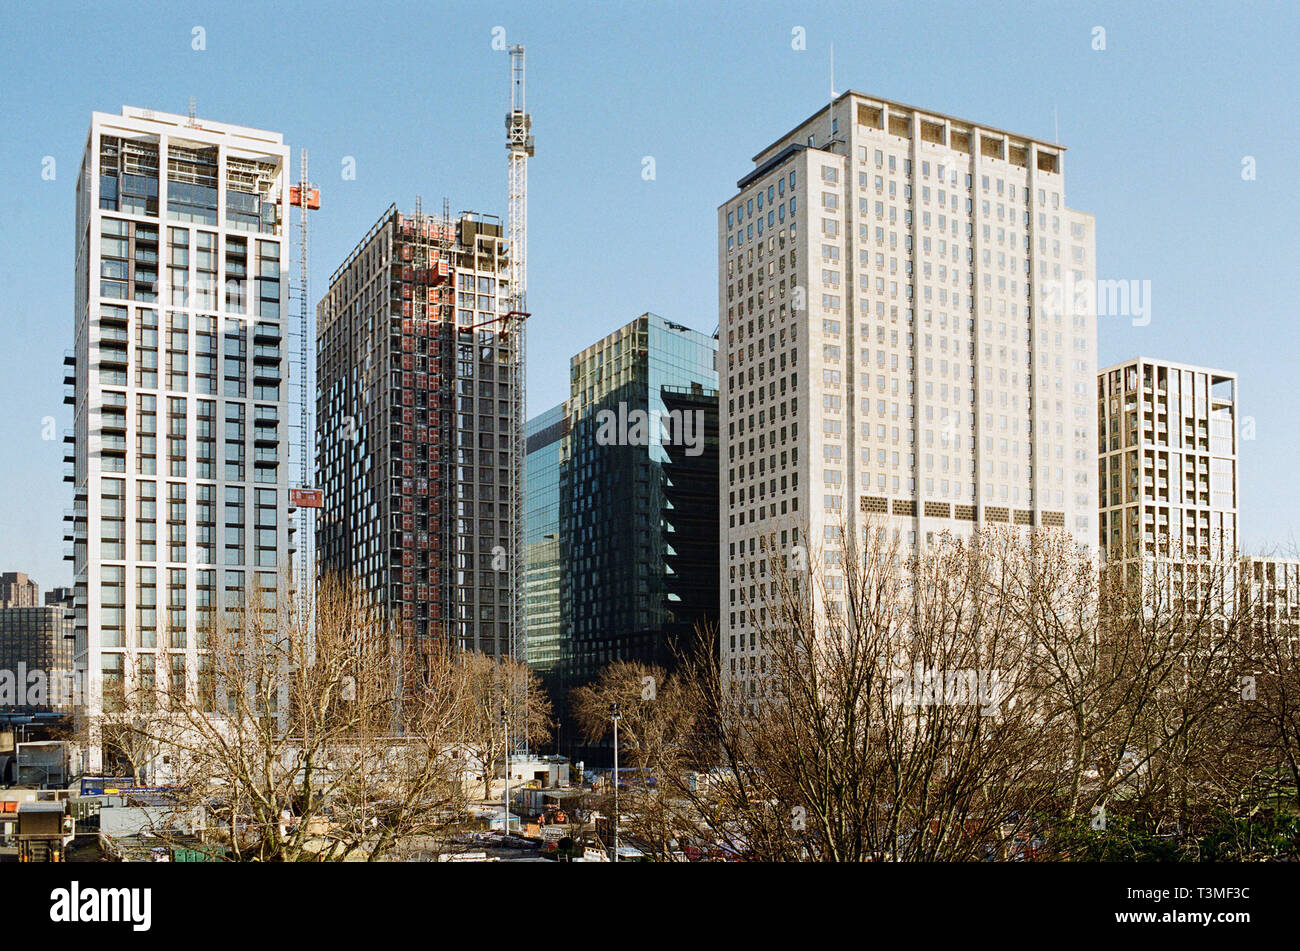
[609, 701, 621, 862]
[501, 704, 510, 838]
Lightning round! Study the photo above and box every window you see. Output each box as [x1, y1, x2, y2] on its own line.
[223, 319, 247, 398]
[100, 477, 126, 559]
[167, 482, 187, 562]
[255, 488, 277, 566]
[101, 654, 125, 712]
[137, 480, 157, 561]
[225, 486, 245, 565]
[136, 310, 159, 390]
[137, 566, 157, 648]
[101, 565, 125, 648]
[168, 568, 187, 649]
[225, 237, 248, 313]
[169, 655, 186, 709]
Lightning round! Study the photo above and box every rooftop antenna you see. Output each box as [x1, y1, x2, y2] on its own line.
[187, 96, 197, 126]
[827, 43, 841, 148]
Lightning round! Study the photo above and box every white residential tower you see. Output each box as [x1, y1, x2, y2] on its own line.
[66, 108, 294, 773]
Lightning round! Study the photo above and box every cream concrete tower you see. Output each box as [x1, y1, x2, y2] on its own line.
[717, 93, 1096, 697]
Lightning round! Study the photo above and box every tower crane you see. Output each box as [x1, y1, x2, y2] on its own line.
[504, 45, 533, 666]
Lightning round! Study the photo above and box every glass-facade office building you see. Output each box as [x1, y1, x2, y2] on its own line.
[561, 314, 717, 685]
[525, 313, 717, 760]
[524, 404, 564, 676]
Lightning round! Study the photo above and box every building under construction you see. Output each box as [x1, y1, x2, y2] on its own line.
[316, 204, 521, 655]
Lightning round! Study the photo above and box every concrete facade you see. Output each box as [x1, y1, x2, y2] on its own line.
[718, 93, 1096, 696]
[68, 108, 294, 770]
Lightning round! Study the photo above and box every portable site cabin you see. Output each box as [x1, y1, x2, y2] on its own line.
[15, 741, 67, 788]
[17, 801, 71, 862]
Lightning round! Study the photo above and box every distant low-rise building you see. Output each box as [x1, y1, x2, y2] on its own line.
[45, 587, 75, 608]
[1238, 556, 1300, 638]
[0, 572, 40, 609]
[0, 604, 76, 713]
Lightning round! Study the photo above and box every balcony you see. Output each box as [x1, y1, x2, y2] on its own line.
[99, 351, 128, 370]
[100, 420, 126, 441]
[252, 363, 281, 384]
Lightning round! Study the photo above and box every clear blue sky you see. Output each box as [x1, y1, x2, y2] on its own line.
[2, 0, 1297, 590]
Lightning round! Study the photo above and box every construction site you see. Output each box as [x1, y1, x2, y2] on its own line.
[311, 48, 533, 656]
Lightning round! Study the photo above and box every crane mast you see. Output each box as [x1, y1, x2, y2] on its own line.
[505, 45, 533, 666]
[291, 152, 320, 602]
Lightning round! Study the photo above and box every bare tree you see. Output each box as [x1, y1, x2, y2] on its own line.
[664, 521, 1271, 861]
[1230, 551, 1300, 815]
[982, 531, 1252, 856]
[723, 525, 1058, 860]
[138, 573, 473, 861]
[459, 651, 553, 800]
[92, 680, 163, 786]
[570, 659, 703, 859]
